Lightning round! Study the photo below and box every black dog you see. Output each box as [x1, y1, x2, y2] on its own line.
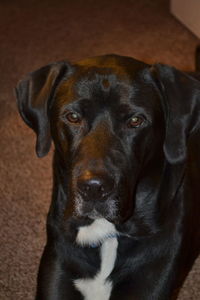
[16, 50, 200, 300]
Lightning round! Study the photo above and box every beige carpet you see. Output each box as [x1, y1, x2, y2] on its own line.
[0, 0, 199, 299]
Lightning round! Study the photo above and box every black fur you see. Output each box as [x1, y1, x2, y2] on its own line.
[16, 50, 200, 300]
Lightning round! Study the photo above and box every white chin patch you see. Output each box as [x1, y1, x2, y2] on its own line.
[74, 218, 118, 300]
[76, 218, 118, 247]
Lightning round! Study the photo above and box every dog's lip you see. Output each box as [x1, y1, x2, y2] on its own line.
[78, 209, 104, 220]
[77, 189, 114, 201]
[77, 210, 121, 225]
[74, 191, 121, 223]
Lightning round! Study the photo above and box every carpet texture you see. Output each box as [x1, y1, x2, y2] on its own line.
[0, 0, 199, 299]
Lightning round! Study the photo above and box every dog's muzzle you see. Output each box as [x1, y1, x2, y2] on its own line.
[73, 170, 118, 220]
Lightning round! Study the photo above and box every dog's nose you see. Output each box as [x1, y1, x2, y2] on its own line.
[77, 175, 114, 201]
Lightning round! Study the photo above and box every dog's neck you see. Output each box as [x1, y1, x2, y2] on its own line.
[74, 218, 119, 300]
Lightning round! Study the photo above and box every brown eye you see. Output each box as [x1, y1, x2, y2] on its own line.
[65, 112, 81, 124]
[127, 116, 144, 128]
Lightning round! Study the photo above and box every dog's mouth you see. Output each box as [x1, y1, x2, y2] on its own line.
[73, 192, 120, 223]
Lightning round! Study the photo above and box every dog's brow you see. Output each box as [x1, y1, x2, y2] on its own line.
[102, 79, 110, 89]
[118, 103, 133, 114]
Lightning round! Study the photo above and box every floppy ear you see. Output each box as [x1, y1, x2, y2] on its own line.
[152, 64, 200, 164]
[15, 61, 71, 157]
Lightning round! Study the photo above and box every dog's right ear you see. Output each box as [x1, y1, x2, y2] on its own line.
[151, 63, 200, 165]
[15, 61, 71, 157]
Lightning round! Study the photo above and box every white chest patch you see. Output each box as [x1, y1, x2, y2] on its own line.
[74, 218, 118, 300]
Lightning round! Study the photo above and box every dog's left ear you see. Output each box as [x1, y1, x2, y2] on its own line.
[15, 61, 71, 157]
[151, 64, 200, 164]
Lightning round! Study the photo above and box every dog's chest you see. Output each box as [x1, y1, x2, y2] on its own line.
[74, 219, 118, 300]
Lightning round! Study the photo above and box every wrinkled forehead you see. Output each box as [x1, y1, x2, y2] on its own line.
[55, 55, 160, 112]
[70, 69, 133, 101]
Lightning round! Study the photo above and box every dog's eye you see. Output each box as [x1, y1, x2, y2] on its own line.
[65, 112, 81, 124]
[127, 115, 144, 128]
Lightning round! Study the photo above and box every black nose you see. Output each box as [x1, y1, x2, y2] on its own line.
[77, 175, 114, 201]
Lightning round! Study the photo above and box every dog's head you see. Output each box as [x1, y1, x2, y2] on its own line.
[16, 55, 200, 227]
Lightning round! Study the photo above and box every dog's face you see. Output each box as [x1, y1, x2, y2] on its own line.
[50, 56, 165, 222]
[16, 55, 200, 226]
